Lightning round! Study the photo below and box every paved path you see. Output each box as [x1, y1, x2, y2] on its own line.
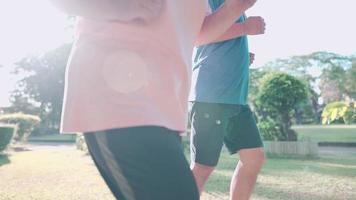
[319, 146, 356, 156]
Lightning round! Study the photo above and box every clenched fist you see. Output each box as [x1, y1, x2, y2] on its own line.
[243, 16, 266, 35]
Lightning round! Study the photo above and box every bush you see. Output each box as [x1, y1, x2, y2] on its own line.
[258, 118, 283, 141]
[344, 103, 356, 124]
[76, 134, 88, 153]
[0, 125, 16, 152]
[0, 113, 41, 141]
[256, 72, 308, 141]
[322, 101, 356, 124]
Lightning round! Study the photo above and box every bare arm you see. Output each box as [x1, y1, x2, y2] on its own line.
[195, 0, 257, 45]
[50, 0, 163, 22]
[209, 23, 246, 44]
[206, 16, 266, 45]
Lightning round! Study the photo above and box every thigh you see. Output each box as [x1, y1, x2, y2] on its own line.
[224, 105, 264, 154]
[85, 126, 199, 200]
[190, 102, 225, 167]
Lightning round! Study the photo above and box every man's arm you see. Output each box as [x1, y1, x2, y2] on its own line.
[50, 0, 163, 22]
[207, 16, 266, 45]
[195, 0, 257, 46]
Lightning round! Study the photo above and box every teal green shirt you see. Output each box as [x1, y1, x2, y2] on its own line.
[189, 0, 250, 105]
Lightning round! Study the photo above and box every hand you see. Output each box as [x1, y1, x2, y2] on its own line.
[249, 52, 255, 66]
[243, 16, 266, 35]
[226, 0, 257, 12]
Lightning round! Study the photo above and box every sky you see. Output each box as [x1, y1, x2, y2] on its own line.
[0, 0, 356, 107]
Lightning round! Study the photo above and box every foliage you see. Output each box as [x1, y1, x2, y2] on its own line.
[256, 73, 308, 141]
[322, 101, 356, 124]
[76, 134, 88, 152]
[345, 60, 356, 99]
[10, 43, 72, 135]
[0, 113, 41, 141]
[264, 51, 352, 78]
[258, 118, 283, 141]
[0, 125, 16, 152]
[320, 59, 356, 103]
[292, 82, 320, 124]
[263, 51, 355, 103]
[249, 68, 269, 103]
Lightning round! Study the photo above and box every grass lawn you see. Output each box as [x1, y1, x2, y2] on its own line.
[1, 145, 355, 200]
[28, 134, 76, 143]
[205, 151, 356, 200]
[293, 125, 356, 143]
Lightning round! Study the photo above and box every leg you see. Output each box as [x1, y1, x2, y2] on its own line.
[224, 105, 265, 200]
[191, 162, 215, 194]
[230, 147, 265, 200]
[189, 102, 226, 195]
[85, 126, 199, 200]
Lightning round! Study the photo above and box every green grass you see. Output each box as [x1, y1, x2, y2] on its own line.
[1, 144, 355, 200]
[292, 125, 356, 143]
[28, 134, 76, 142]
[204, 151, 356, 200]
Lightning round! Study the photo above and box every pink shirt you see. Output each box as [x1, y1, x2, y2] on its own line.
[60, 1, 207, 134]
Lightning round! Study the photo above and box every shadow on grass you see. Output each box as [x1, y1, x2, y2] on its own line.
[205, 172, 351, 200]
[254, 184, 340, 200]
[214, 153, 356, 178]
[204, 171, 231, 192]
[203, 154, 356, 194]
[0, 154, 10, 167]
[261, 156, 356, 178]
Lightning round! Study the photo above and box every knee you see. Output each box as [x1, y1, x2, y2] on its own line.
[191, 162, 215, 177]
[253, 150, 265, 168]
[239, 149, 265, 172]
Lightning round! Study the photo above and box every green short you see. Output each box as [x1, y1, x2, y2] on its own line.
[190, 102, 263, 167]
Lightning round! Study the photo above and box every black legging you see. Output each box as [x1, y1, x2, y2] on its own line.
[85, 126, 199, 200]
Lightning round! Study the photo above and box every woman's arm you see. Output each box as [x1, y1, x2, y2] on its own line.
[50, 0, 163, 22]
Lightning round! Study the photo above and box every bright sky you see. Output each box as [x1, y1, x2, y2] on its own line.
[0, 0, 356, 107]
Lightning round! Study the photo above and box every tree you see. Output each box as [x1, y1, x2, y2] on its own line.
[10, 43, 72, 134]
[256, 73, 308, 141]
[259, 51, 355, 123]
[322, 101, 356, 125]
[249, 68, 269, 103]
[344, 59, 356, 100]
[264, 51, 354, 99]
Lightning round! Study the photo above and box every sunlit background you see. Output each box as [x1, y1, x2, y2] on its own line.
[1, 0, 356, 106]
[0, 1, 356, 199]
[0, 0, 72, 107]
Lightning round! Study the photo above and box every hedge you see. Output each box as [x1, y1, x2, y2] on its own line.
[0, 124, 16, 152]
[0, 113, 41, 141]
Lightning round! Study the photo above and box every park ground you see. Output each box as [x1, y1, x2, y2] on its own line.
[0, 141, 356, 200]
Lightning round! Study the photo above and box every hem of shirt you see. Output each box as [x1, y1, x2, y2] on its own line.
[60, 122, 187, 136]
